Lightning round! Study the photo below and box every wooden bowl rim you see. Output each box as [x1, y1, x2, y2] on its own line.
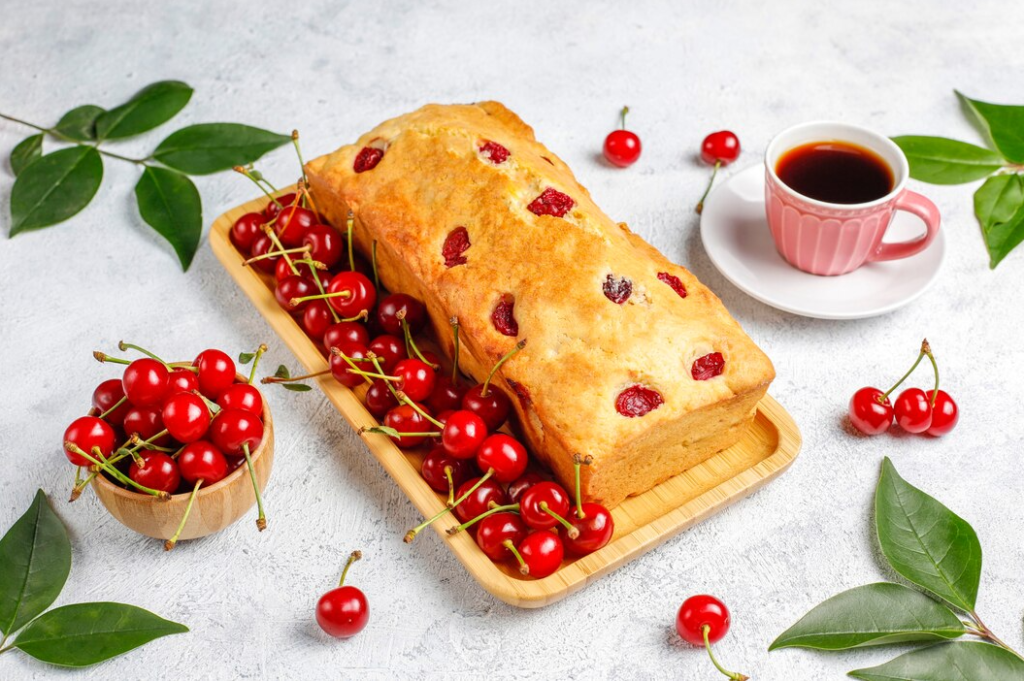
[93, 372, 273, 502]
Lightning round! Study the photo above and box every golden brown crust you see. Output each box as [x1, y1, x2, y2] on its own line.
[307, 102, 775, 508]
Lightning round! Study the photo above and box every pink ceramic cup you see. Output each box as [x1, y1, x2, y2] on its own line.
[764, 122, 941, 276]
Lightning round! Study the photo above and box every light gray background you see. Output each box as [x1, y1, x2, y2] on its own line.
[1, 1, 1022, 679]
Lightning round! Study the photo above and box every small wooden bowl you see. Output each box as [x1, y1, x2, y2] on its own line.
[92, 381, 274, 541]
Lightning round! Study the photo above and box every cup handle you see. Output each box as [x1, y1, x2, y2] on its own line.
[868, 190, 941, 262]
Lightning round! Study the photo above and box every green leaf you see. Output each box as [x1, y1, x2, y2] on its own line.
[134, 166, 202, 271]
[95, 81, 193, 140]
[10, 134, 43, 176]
[274, 365, 291, 379]
[153, 123, 290, 175]
[238, 352, 256, 365]
[282, 383, 312, 392]
[974, 174, 1024, 269]
[9, 146, 103, 236]
[957, 91, 1024, 164]
[11, 602, 187, 667]
[769, 583, 965, 651]
[53, 105, 105, 142]
[0, 490, 71, 636]
[371, 425, 400, 437]
[891, 136, 1004, 184]
[875, 458, 982, 612]
[849, 641, 1024, 681]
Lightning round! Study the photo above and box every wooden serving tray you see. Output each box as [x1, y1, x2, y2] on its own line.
[209, 192, 802, 608]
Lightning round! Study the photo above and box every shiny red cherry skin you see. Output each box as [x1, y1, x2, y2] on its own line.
[274, 257, 294, 283]
[894, 388, 933, 433]
[330, 341, 370, 388]
[926, 390, 959, 437]
[420, 446, 474, 494]
[209, 408, 264, 457]
[476, 512, 527, 561]
[454, 478, 508, 523]
[364, 379, 399, 418]
[122, 405, 171, 446]
[376, 293, 427, 336]
[519, 482, 571, 531]
[161, 392, 211, 444]
[516, 531, 563, 578]
[63, 416, 117, 466]
[177, 440, 229, 485]
[507, 472, 545, 504]
[302, 300, 334, 340]
[302, 224, 343, 269]
[122, 358, 170, 408]
[316, 586, 369, 639]
[676, 594, 731, 646]
[230, 212, 264, 252]
[217, 383, 263, 417]
[476, 434, 528, 483]
[461, 384, 511, 431]
[367, 335, 407, 373]
[393, 359, 436, 403]
[428, 376, 468, 414]
[129, 451, 181, 494]
[603, 129, 641, 167]
[273, 204, 316, 248]
[564, 503, 615, 555]
[92, 378, 130, 425]
[249, 233, 279, 273]
[193, 349, 237, 400]
[441, 410, 488, 459]
[324, 322, 370, 352]
[382, 403, 433, 449]
[700, 131, 741, 165]
[849, 386, 894, 435]
[275, 275, 317, 315]
[264, 192, 298, 219]
[168, 368, 199, 396]
[326, 271, 377, 318]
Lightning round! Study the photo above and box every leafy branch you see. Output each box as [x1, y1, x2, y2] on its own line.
[893, 90, 1024, 269]
[2, 80, 291, 270]
[770, 458, 1024, 680]
[0, 490, 187, 667]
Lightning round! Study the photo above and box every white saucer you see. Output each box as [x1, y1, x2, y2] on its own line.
[699, 164, 946, 320]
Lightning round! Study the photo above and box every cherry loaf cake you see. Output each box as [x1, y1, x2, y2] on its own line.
[306, 102, 775, 508]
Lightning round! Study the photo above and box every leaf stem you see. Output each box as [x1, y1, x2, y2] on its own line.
[0, 112, 150, 164]
[969, 611, 1022, 660]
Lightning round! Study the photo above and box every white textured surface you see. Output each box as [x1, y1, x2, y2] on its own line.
[1, 1, 1023, 679]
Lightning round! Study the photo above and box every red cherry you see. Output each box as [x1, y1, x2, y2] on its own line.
[217, 383, 263, 417]
[441, 410, 488, 459]
[677, 594, 731, 646]
[515, 531, 563, 578]
[491, 297, 518, 336]
[615, 384, 664, 418]
[428, 376, 468, 414]
[393, 359, 436, 402]
[324, 322, 370, 352]
[476, 513, 527, 561]
[564, 503, 614, 555]
[367, 335, 407, 374]
[330, 341, 370, 388]
[420, 446, 474, 494]
[275, 275, 317, 315]
[63, 416, 117, 466]
[353, 146, 384, 173]
[376, 294, 427, 336]
[364, 379, 399, 418]
[316, 551, 369, 638]
[92, 379, 130, 425]
[209, 408, 264, 456]
[478, 140, 510, 165]
[527, 187, 575, 218]
[273, 204, 315, 248]
[161, 392, 211, 444]
[193, 349, 237, 399]
[264, 193, 297, 219]
[325, 271, 377, 318]
[122, 405, 170, 446]
[507, 472, 545, 504]
[168, 368, 199, 395]
[461, 384, 511, 431]
[894, 388, 933, 433]
[129, 451, 181, 494]
[926, 390, 959, 437]
[700, 131, 741, 165]
[178, 440, 229, 485]
[273, 257, 294, 283]
[302, 300, 334, 340]
[249, 234, 279, 273]
[382, 403, 433, 449]
[476, 434, 528, 483]
[518, 481, 570, 531]
[230, 212, 264, 252]
[603, 107, 641, 167]
[442, 226, 471, 268]
[692, 352, 726, 380]
[122, 358, 170, 408]
[454, 477, 508, 523]
[849, 387, 894, 435]
[301, 224, 343, 269]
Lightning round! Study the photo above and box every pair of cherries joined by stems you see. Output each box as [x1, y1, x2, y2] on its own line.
[849, 338, 959, 437]
[64, 342, 269, 549]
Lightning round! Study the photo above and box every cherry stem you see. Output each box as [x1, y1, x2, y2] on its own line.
[696, 160, 721, 215]
[93, 351, 130, 365]
[620, 105, 629, 130]
[233, 165, 282, 208]
[262, 368, 330, 384]
[248, 344, 268, 385]
[924, 345, 940, 408]
[291, 290, 352, 306]
[369, 356, 401, 401]
[243, 245, 310, 265]
[347, 216, 355, 272]
[68, 444, 169, 499]
[338, 550, 362, 587]
[118, 341, 170, 368]
[262, 223, 299, 275]
[540, 501, 579, 538]
[404, 470, 494, 542]
[445, 466, 456, 508]
[572, 453, 593, 520]
[291, 130, 308, 185]
[395, 391, 445, 428]
[371, 240, 380, 290]
[401, 317, 437, 369]
[128, 430, 170, 452]
[446, 503, 518, 535]
[882, 339, 931, 400]
[503, 539, 529, 575]
[242, 442, 267, 531]
[306, 260, 340, 323]
[481, 340, 526, 398]
[450, 317, 461, 385]
[703, 625, 748, 681]
[165, 480, 202, 551]
[99, 395, 127, 420]
[191, 390, 221, 417]
[298, 180, 320, 215]
[366, 427, 440, 438]
[331, 347, 374, 387]
[340, 310, 369, 323]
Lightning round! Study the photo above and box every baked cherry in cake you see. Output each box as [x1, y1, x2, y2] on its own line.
[491, 298, 518, 336]
[615, 385, 664, 418]
[658, 272, 687, 298]
[442, 226, 471, 267]
[527, 187, 574, 218]
[603, 274, 632, 304]
[478, 140, 510, 165]
[692, 353, 725, 381]
[354, 146, 384, 173]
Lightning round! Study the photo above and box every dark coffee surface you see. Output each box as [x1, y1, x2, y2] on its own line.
[776, 141, 893, 204]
